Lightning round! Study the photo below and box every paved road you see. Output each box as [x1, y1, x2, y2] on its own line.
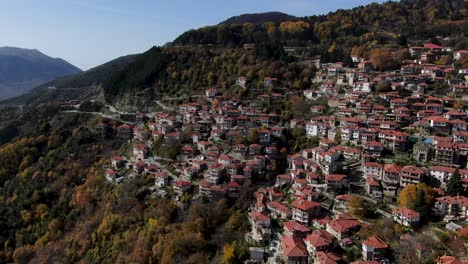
[155, 101, 173, 111]
[161, 95, 201, 101]
[61, 110, 134, 124]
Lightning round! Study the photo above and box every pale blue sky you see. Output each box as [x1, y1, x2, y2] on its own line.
[0, 0, 386, 70]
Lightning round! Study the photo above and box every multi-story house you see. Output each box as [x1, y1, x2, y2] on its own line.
[363, 141, 384, 158]
[304, 230, 334, 256]
[267, 201, 292, 220]
[249, 211, 271, 244]
[366, 177, 382, 198]
[430, 166, 457, 189]
[363, 162, 384, 180]
[434, 196, 468, 220]
[453, 131, 468, 143]
[362, 236, 389, 262]
[291, 199, 321, 225]
[283, 220, 310, 238]
[326, 218, 361, 240]
[326, 174, 348, 192]
[154, 172, 170, 188]
[400, 166, 425, 187]
[279, 235, 308, 264]
[392, 207, 420, 227]
[435, 142, 458, 165]
[383, 164, 402, 193]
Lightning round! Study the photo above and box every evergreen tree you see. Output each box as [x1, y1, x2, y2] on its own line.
[446, 170, 464, 196]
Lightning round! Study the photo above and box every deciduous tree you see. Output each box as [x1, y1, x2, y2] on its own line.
[398, 183, 436, 220]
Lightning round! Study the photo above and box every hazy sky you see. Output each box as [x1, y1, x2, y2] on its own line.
[0, 0, 386, 70]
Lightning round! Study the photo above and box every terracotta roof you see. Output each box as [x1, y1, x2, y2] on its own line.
[367, 177, 380, 187]
[267, 201, 292, 214]
[437, 255, 468, 264]
[316, 251, 341, 264]
[326, 174, 347, 182]
[436, 196, 468, 207]
[392, 207, 420, 219]
[431, 166, 457, 173]
[291, 199, 321, 211]
[281, 235, 308, 257]
[314, 216, 331, 225]
[250, 211, 270, 222]
[364, 162, 384, 169]
[328, 218, 360, 233]
[384, 164, 402, 173]
[336, 194, 353, 201]
[424, 43, 443, 49]
[401, 166, 425, 175]
[362, 236, 389, 249]
[283, 220, 310, 233]
[305, 232, 333, 248]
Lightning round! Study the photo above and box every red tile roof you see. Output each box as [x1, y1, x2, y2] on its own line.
[291, 199, 321, 211]
[283, 220, 310, 233]
[305, 232, 333, 248]
[316, 251, 341, 264]
[366, 177, 380, 187]
[392, 207, 420, 219]
[363, 236, 389, 249]
[436, 196, 468, 207]
[281, 235, 308, 257]
[431, 166, 456, 173]
[328, 218, 361, 232]
[250, 211, 270, 222]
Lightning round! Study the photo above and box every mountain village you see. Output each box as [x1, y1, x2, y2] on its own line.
[93, 42, 468, 264]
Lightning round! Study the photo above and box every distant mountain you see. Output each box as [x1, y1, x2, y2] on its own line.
[220, 12, 297, 25]
[2, 54, 136, 105]
[0, 47, 82, 99]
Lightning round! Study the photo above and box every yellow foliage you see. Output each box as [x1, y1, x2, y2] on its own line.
[347, 195, 367, 217]
[221, 241, 237, 264]
[20, 210, 32, 223]
[398, 183, 436, 216]
[35, 204, 49, 219]
[148, 217, 158, 229]
[279, 21, 310, 33]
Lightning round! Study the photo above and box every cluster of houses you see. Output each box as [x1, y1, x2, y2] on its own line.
[245, 43, 468, 263]
[95, 42, 468, 264]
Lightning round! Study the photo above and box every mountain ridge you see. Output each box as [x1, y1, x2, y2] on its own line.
[0, 46, 81, 100]
[219, 11, 297, 25]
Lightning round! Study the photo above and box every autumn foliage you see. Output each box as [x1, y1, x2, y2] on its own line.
[398, 183, 436, 220]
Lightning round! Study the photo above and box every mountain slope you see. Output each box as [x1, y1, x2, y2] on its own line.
[111, 0, 467, 109]
[173, 0, 467, 47]
[5, 0, 468, 110]
[220, 12, 297, 25]
[0, 47, 82, 99]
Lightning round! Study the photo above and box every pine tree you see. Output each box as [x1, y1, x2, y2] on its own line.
[446, 170, 463, 196]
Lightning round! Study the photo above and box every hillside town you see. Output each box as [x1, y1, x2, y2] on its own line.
[96, 42, 468, 264]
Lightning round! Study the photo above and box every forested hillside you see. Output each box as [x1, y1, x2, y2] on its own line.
[101, 0, 466, 107]
[5, 0, 467, 109]
[174, 0, 467, 47]
[0, 109, 254, 263]
[219, 12, 297, 25]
